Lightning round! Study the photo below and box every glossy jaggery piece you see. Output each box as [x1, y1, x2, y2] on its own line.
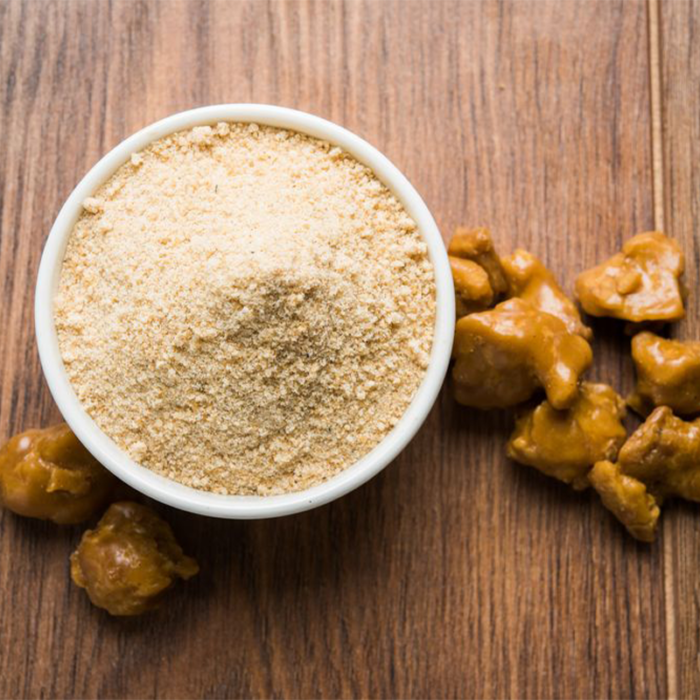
[628, 332, 700, 416]
[589, 460, 660, 542]
[501, 249, 592, 339]
[448, 227, 508, 295]
[575, 232, 685, 324]
[507, 382, 626, 489]
[70, 501, 199, 616]
[452, 298, 593, 410]
[0, 424, 116, 524]
[617, 406, 700, 501]
[449, 256, 494, 317]
[448, 228, 508, 318]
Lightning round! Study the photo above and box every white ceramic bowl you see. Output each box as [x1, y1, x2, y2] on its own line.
[35, 104, 455, 519]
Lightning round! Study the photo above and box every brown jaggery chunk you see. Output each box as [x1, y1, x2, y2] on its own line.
[448, 227, 508, 301]
[575, 232, 685, 324]
[452, 298, 592, 409]
[617, 406, 700, 501]
[507, 382, 626, 489]
[449, 256, 494, 317]
[628, 332, 700, 416]
[70, 501, 199, 616]
[589, 460, 660, 542]
[0, 424, 116, 524]
[501, 249, 592, 339]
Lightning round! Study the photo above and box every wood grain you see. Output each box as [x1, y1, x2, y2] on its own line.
[658, 1, 700, 697]
[0, 1, 668, 697]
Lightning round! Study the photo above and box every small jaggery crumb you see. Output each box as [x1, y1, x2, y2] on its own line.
[55, 123, 436, 495]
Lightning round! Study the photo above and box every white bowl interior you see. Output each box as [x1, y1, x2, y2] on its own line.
[35, 104, 455, 519]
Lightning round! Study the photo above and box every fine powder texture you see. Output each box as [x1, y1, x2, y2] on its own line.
[55, 122, 436, 495]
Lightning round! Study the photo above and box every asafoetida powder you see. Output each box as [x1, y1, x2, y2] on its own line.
[55, 122, 436, 495]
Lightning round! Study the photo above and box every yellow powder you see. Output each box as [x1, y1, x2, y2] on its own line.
[55, 122, 436, 495]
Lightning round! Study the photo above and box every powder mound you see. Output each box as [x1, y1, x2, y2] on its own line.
[55, 122, 436, 495]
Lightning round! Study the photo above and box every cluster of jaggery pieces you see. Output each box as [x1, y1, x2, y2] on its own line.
[0, 424, 198, 614]
[451, 228, 697, 542]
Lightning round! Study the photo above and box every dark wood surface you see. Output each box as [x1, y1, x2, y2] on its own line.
[0, 0, 696, 697]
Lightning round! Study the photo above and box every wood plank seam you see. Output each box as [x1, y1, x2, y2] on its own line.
[647, 0, 678, 697]
[649, 0, 666, 233]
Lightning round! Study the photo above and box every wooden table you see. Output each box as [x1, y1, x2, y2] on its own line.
[1, 1, 698, 697]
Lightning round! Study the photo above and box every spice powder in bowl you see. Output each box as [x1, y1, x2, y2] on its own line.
[55, 122, 436, 496]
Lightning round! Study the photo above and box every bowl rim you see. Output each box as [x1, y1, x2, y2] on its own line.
[34, 103, 455, 519]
